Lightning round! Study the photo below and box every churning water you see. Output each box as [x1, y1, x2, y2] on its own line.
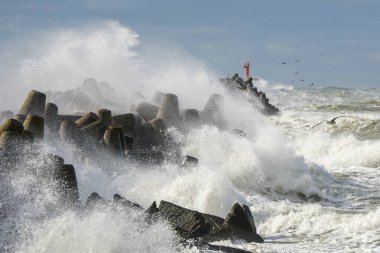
[0, 21, 379, 252]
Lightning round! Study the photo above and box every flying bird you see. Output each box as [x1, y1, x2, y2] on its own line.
[300, 79, 305, 82]
[294, 72, 298, 75]
[311, 116, 352, 129]
[282, 62, 286, 64]
[309, 83, 314, 87]
[295, 60, 300, 62]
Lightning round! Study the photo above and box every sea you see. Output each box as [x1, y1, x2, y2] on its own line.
[0, 21, 379, 253]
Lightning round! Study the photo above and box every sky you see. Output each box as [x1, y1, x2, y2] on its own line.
[1, 0, 380, 88]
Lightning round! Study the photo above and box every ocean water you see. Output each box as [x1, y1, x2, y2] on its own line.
[0, 21, 379, 253]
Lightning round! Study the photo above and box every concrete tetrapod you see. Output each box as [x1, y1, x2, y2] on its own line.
[0, 119, 24, 135]
[75, 112, 98, 129]
[181, 109, 201, 129]
[202, 94, 226, 129]
[108, 124, 127, 151]
[136, 102, 159, 122]
[0, 131, 21, 150]
[151, 91, 165, 105]
[130, 92, 145, 112]
[14, 114, 27, 124]
[23, 114, 44, 139]
[97, 109, 112, 127]
[60, 120, 81, 144]
[44, 103, 58, 131]
[103, 129, 122, 153]
[54, 164, 79, 205]
[155, 93, 180, 128]
[18, 90, 46, 117]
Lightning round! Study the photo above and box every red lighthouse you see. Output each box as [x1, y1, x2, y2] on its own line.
[243, 62, 250, 79]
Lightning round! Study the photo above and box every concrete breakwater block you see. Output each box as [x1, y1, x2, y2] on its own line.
[0, 119, 24, 135]
[14, 114, 27, 124]
[44, 103, 58, 121]
[75, 112, 98, 129]
[97, 109, 112, 127]
[130, 92, 145, 112]
[156, 93, 180, 128]
[18, 90, 46, 117]
[54, 164, 79, 204]
[151, 91, 165, 105]
[60, 120, 81, 143]
[80, 120, 106, 141]
[23, 114, 44, 139]
[0, 131, 21, 150]
[181, 109, 201, 128]
[109, 124, 127, 151]
[201, 94, 227, 129]
[21, 130, 34, 144]
[112, 113, 137, 136]
[203, 94, 224, 119]
[136, 102, 159, 122]
[44, 103, 58, 131]
[103, 129, 122, 153]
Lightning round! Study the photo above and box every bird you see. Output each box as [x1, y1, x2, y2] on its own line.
[311, 116, 352, 129]
[309, 83, 314, 87]
[294, 60, 300, 62]
[282, 62, 286, 64]
[300, 79, 305, 82]
[294, 72, 299, 75]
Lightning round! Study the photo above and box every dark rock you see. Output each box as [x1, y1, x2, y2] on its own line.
[113, 194, 144, 211]
[146, 201, 159, 215]
[203, 225, 264, 243]
[181, 155, 199, 167]
[223, 203, 257, 234]
[157, 200, 212, 239]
